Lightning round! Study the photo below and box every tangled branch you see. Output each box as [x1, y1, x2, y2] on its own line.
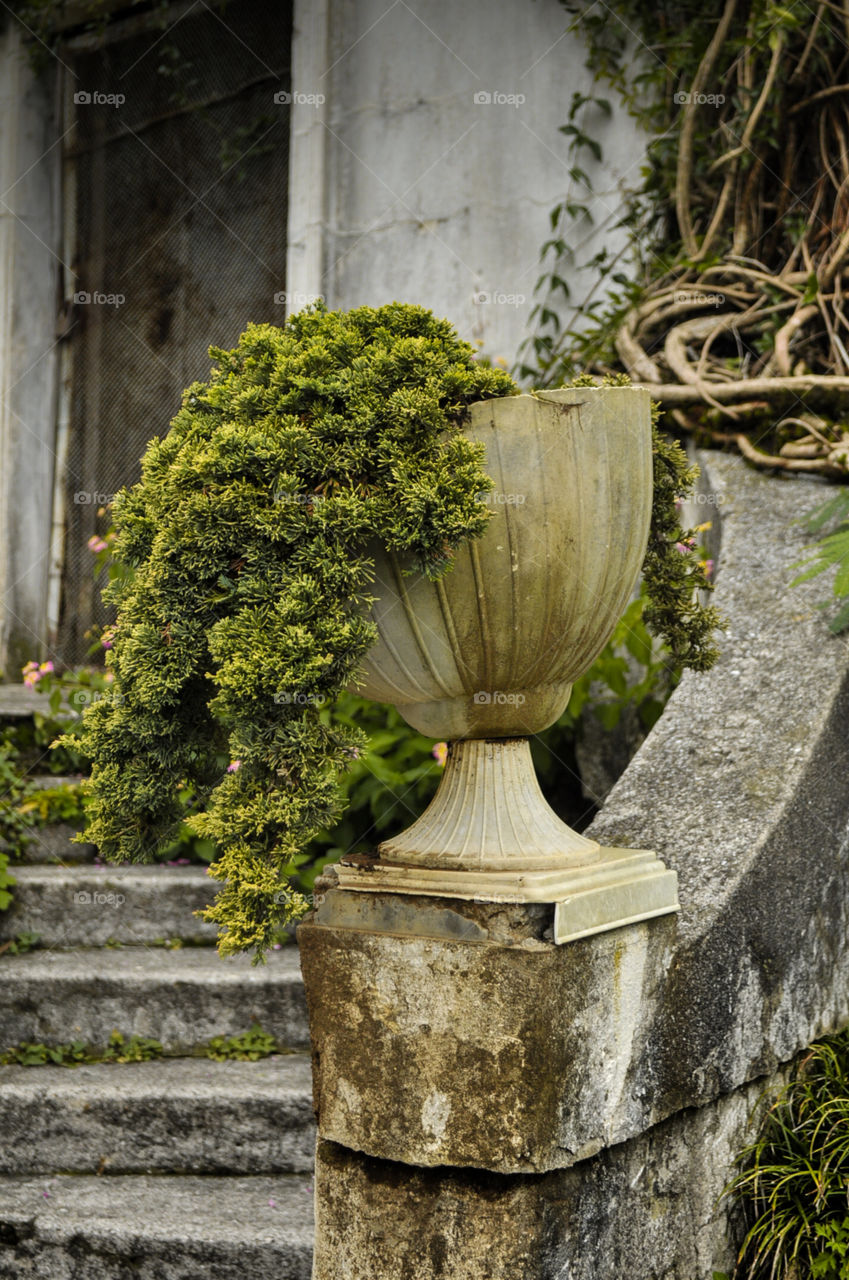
[545, 2, 849, 478]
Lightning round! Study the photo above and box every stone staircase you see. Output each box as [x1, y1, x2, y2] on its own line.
[0, 783, 316, 1278]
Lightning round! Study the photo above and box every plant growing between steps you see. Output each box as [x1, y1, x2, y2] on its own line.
[0, 1021, 288, 1067]
[207, 1023, 279, 1061]
[1, 1031, 163, 1067]
[62, 303, 718, 959]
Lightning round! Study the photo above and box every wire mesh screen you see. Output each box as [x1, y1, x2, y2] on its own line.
[59, 0, 292, 662]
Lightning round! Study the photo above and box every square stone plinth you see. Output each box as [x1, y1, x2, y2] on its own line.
[298, 887, 678, 1175]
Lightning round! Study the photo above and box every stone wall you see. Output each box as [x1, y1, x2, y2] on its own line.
[301, 452, 849, 1278]
[287, 0, 644, 365]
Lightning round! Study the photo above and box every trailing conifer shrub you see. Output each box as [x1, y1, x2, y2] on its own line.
[64, 302, 717, 959]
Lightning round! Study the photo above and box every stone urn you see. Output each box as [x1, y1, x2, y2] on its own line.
[337, 387, 679, 942]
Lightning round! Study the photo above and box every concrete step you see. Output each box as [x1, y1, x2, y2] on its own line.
[0, 865, 218, 946]
[11, 822, 96, 864]
[0, 945, 308, 1051]
[16, 776, 95, 864]
[2, 779, 93, 864]
[0, 685, 67, 720]
[0, 1055, 316, 1174]
[0, 1173, 314, 1278]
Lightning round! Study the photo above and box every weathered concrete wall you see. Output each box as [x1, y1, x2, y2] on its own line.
[288, 0, 644, 364]
[302, 452, 849, 1278]
[0, 25, 60, 676]
[312, 1068, 774, 1280]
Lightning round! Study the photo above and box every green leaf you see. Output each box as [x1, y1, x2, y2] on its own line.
[806, 493, 849, 534]
[802, 271, 820, 305]
[828, 597, 849, 634]
[623, 623, 653, 666]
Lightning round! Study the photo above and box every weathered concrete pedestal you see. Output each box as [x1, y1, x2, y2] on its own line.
[299, 886, 690, 1279]
[301, 889, 614, 1176]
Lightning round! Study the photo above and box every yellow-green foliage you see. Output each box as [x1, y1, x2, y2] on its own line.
[63, 308, 718, 963]
[63, 303, 516, 960]
[728, 1031, 849, 1279]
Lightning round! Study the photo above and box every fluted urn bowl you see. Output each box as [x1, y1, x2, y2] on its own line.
[355, 387, 652, 739]
[339, 387, 679, 935]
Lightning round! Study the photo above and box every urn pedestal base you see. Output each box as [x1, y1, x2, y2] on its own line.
[335, 737, 679, 942]
[336, 845, 679, 944]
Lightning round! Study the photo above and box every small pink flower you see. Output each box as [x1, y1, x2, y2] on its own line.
[432, 742, 448, 767]
[268, 1198, 277, 1208]
[22, 659, 53, 686]
[101, 627, 115, 650]
[87, 535, 108, 554]
[227, 760, 241, 773]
